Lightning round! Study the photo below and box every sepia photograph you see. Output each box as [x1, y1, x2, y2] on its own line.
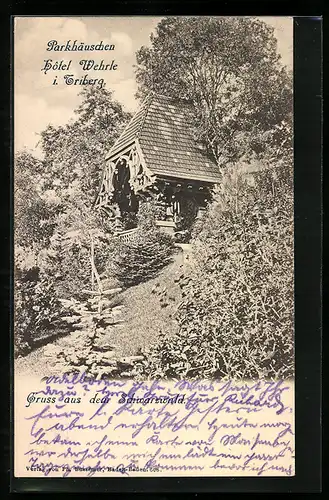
[13, 16, 295, 478]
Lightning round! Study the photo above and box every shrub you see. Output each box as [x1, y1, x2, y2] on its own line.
[39, 203, 115, 300]
[108, 228, 175, 288]
[134, 160, 294, 380]
[14, 265, 63, 357]
[107, 201, 175, 288]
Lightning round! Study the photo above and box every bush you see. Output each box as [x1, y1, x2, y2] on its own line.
[39, 203, 115, 300]
[14, 265, 63, 357]
[108, 228, 175, 288]
[107, 201, 175, 288]
[42, 231, 112, 300]
[134, 160, 294, 380]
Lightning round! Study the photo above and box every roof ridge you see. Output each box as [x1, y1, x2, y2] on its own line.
[105, 94, 153, 158]
[135, 93, 154, 140]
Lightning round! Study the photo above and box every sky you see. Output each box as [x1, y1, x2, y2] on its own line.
[14, 16, 293, 154]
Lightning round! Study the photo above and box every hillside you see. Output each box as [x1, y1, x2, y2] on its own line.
[110, 251, 184, 357]
[15, 248, 187, 377]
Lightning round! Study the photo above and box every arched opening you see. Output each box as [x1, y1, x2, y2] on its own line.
[113, 158, 139, 215]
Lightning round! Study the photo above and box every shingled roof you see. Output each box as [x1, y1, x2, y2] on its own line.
[106, 93, 221, 184]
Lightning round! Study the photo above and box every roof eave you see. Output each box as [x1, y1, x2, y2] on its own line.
[153, 170, 220, 184]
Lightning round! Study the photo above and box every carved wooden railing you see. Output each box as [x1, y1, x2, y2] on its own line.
[115, 227, 139, 244]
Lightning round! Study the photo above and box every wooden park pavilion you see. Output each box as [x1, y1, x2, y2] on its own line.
[95, 93, 221, 238]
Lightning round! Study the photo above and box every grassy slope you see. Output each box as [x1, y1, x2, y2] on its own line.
[111, 251, 184, 357]
[15, 249, 185, 376]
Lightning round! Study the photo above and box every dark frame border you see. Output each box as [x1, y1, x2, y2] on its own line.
[3, 6, 322, 494]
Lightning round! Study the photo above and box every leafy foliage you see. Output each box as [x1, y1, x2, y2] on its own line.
[40, 203, 114, 300]
[14, 151, 57, 250]
[38, 87, 131, 205]
[133, 154, 294, 380]
[108, 230, 175, 288]
[14, 265, 63, 356]
[14, 87, 130, 352]
[107, 202, 175, 288]
[136, 16, 292, 165]
[15, 28, 294, 381]
[15, 87, 129, 257]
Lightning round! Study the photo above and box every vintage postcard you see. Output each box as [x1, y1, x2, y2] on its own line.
[13, 16, 295, 479]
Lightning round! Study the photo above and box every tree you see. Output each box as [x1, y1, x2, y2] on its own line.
[38, 86, 131, 205]
[15, 88, 131, 301]
[34, 87, 132, 296]
[15, 88, 130, 252]
[14, 151, 56, 251]
[135, 16, 292, 166]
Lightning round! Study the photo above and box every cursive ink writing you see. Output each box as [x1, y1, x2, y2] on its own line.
[17, 376, 294, 477]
